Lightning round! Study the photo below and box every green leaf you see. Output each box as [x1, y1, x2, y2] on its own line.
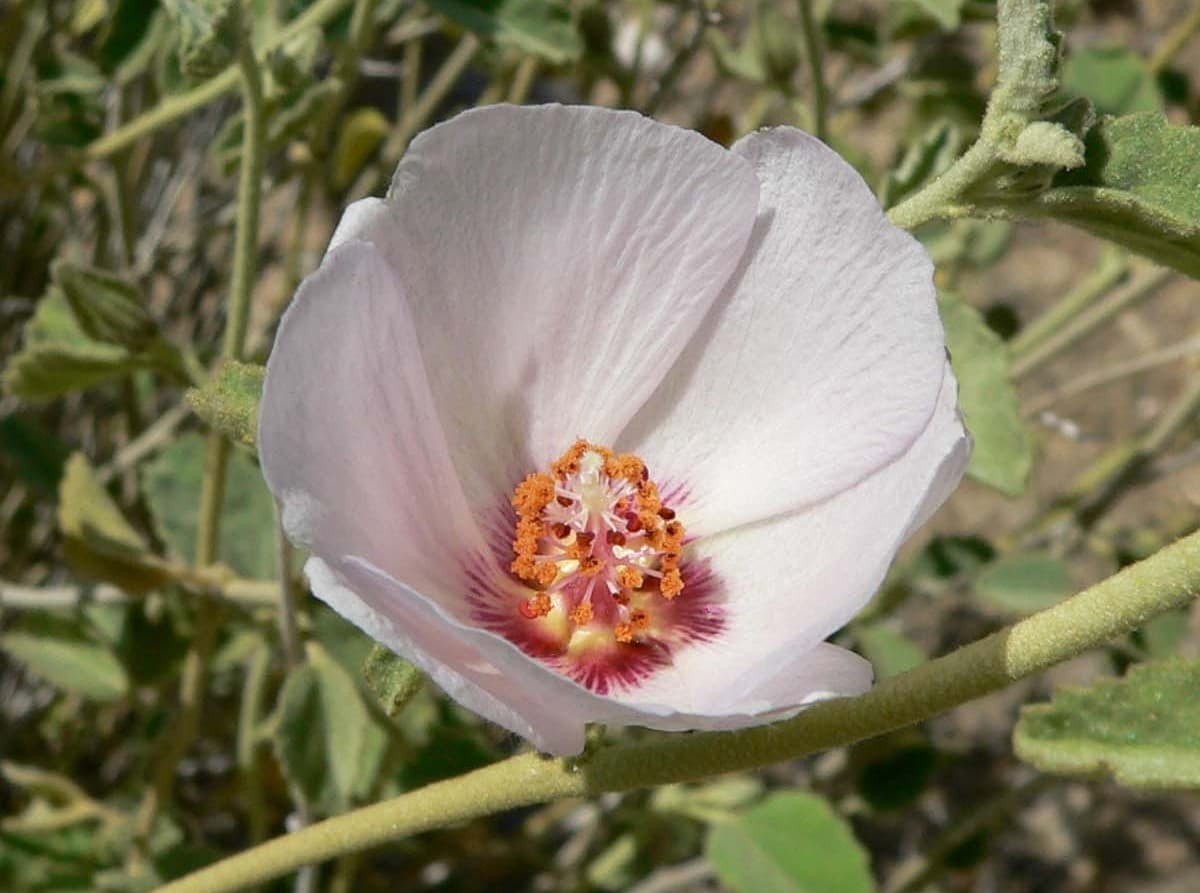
[1063, 47, 1162, 117]
[855, 622, 926, 678]
[141, 433, 275, 576]
[362, 644, 424, 717]
[1015, 659, 1200, 788]
[3, 288, 142, 400]
[2, 629, 129, 701]
[974, 552, 1071, 614]
[58, 453, 171, 594]
[51, 260, 158, 351]
[1032, 113, 1200, 278]
[939, 291, 1032, 496]
[706, 792, 875, 893]
[162, 0, 240, 78]
[429, 0, 582, 64]
[272, 644, 390, 813]
[185, 361, 264, 449]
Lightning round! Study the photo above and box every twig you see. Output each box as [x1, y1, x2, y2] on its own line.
[96, 403, 191, 485]
[0, 576, 278, 610]
[353, 33, 482, 200]
[1149, 2, 1200, 75]
[82, 0, 351, 162]
[797, 0, 828, 141]
[507, 56, 541, 105]
[643, 4, 715, 116]
[1008, 247, 1127, 361]
[1024, 334, 1200, 416]
[1010, 267, 1175, 381]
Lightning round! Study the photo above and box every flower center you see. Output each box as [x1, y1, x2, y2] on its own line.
[509, 440, 685, 652]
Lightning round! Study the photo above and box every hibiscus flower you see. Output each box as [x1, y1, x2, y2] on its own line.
[259, 104, 969, 756]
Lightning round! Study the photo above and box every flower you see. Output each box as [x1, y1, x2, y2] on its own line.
[259, 104, 970, 756]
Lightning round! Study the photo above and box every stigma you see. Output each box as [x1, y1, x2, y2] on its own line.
[509, 440, 685, 654]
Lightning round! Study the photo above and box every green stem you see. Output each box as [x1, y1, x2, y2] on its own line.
[352, 32, 482, 199]
[236, 643, 271, 844]
[1010, 266, 1173, 380]
[507, 55, 540, 105]
[797, 0, 827, 142]
[887, 140, 997, 229]
[83, 0, 350, 163]
[222, 37, 266, 364]
[158, 529, 1200, 893]
[311, 0, 378, 155]
[1008, 247, 1127, 361]
[643, 3, 711, 116]
[139, 26, 270, 850]
[1062, 373, 1200, 530]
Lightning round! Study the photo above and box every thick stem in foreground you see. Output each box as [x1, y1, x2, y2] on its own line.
[156, 528, 1200, 893]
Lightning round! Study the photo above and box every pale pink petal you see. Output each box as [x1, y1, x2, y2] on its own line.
[617, 364, 967, 716]
[621, 127, 945, 535]
[260, 240, 637, 753]
[308, 557, 611, 755]
[328, 104, 761, 516]
[618, 642, 872, 732]
[259, 240, 490, 615]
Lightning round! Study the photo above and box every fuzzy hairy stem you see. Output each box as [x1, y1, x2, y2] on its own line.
[158, 528, 1200, 893]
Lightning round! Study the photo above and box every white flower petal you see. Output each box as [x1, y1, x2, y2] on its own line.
[307, 557, 598, 755]
[621, 127, 946, 534]
[620, 642, 873, 732]
[329, 104, 761, 514]
[259, 239, 489, 615]
[620, 364, 967, 715]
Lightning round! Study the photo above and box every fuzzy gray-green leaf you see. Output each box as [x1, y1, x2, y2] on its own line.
[939, 291, 1032, 495]
[1015, 659, 1200, 788]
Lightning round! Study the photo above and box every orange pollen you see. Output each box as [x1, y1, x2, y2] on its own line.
[512, 473, 556, 515]
[519, 593, 552, 619]
[533, 562, 558, 587]
[509, 440, 687, 645]
[616, 566, 644, 589]
[660, 569, 684, 600]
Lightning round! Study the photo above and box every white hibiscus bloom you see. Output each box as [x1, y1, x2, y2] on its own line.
[259, 104, 970, 756]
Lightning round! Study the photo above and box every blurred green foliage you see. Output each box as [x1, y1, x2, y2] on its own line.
[2, 0, 1199, 890]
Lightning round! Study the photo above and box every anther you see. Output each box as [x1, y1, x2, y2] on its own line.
[660, 569, 684, 600]
[519, 593, 552, 619]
